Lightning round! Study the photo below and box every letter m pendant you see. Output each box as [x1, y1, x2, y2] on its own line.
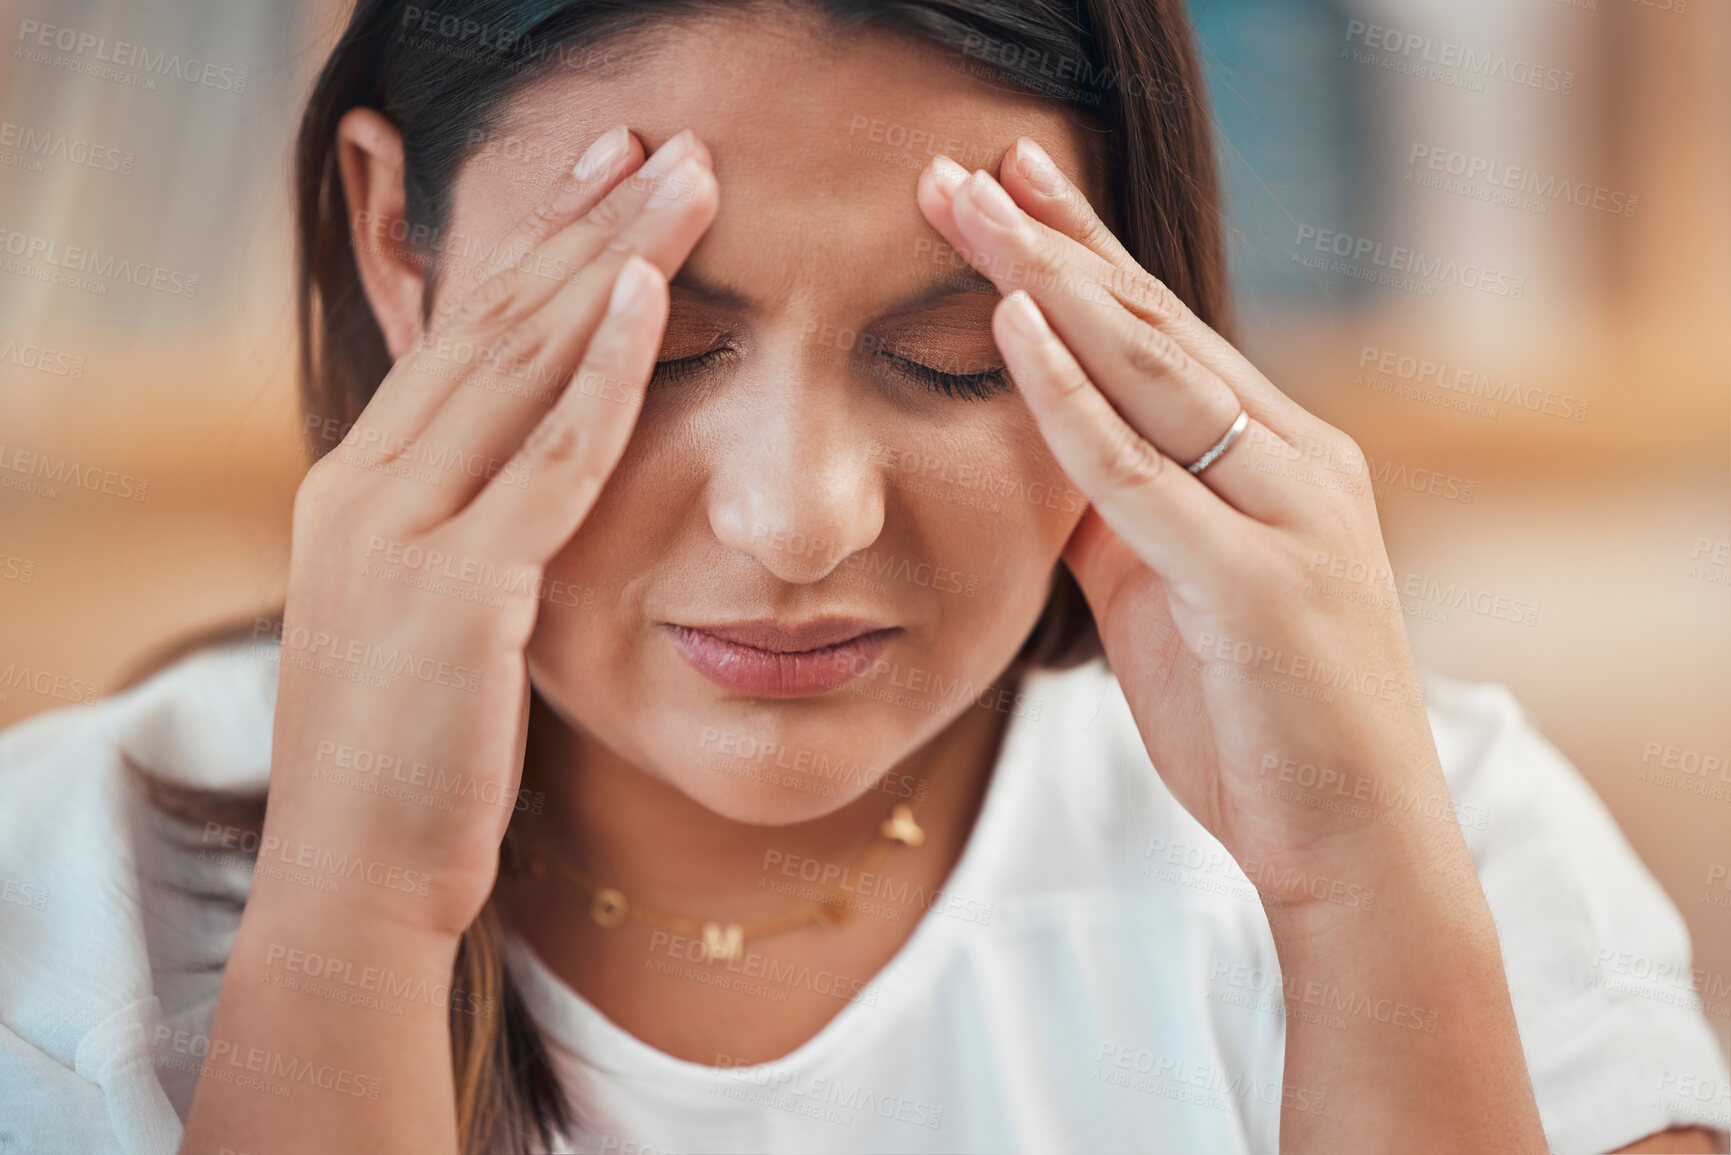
[702, 922, 743, 964]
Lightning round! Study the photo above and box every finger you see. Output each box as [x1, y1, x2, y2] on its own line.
[400, 154, 716, 504]
[997, 137, 1137, 270]
[457, 255, 666, 566]
[431, 129, 713, 339]
[941, 166, 1297, 521]
[361, 131, 714, 464]
[347, 124, 647, 456]
[992, 137, 1313, 434]
[993, 287, 1251, 587]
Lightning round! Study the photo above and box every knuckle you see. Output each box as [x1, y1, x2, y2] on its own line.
[1121, 323, 1184, 383]
[483, 319, 540, 372]
[463, 267, 525, 327]
[1073, 204, 1117, 250]
[522, 411, 589, 469]
[1096, 422, 1164, 491]
[520, 199, 561, 245]
[291, 462, 345, 531]
[1120, 269, 1182, 324]
[582, 192, 628, 235]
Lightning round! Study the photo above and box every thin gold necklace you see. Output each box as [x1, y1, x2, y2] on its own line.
[509, 754, 947, 965]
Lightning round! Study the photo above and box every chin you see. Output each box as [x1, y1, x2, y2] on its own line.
[662, 754, 875, 826]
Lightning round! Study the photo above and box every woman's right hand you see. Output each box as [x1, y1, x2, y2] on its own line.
[258, 126, 718, 943]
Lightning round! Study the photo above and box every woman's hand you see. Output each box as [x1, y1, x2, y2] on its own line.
[917, 140, 1449, 906]
[260, 128, 717, 942]
[182, 128, 717, 1155]
[916, 140, 1547, 1151]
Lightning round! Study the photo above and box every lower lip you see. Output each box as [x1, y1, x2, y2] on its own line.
[665, 625, 897, 698]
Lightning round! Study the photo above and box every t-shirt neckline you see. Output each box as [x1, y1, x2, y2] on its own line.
[504, 663, 1064, 1081]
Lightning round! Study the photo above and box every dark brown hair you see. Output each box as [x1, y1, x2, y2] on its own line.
[137, 1, 1228, 1149]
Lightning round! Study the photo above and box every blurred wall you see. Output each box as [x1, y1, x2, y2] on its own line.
[1, 0, 1726, 1077]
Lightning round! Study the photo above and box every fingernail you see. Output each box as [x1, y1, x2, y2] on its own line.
[999, 290, 1050, 342]
[608, 256, 658, 316]
[930, 155, 968, 197]
[1015, 138, 1064, 196]
[965, 171, 1021, 230]
[641, 129, 698, 178]
[574, 125, 629, 181]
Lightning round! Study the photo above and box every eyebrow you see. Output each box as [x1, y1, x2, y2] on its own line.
[666, 262, 1003, 316]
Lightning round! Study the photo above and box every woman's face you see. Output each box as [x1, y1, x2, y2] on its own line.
[437, 13, 1093, 824]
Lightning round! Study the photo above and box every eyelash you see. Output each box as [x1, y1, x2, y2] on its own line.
[878, 353, 1013, 402]
[651, 345, 1013, 401]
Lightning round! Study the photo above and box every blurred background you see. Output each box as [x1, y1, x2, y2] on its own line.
[1, 0, 1726, 1076]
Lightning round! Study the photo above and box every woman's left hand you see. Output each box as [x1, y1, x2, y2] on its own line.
[917, 139, 1459, 910]
[918, 137, 1549, 1151]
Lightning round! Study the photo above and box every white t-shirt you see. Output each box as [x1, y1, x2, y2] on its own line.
[0, 639, 1725, 1154]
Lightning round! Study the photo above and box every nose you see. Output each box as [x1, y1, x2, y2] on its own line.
[706, 378, 885, 584]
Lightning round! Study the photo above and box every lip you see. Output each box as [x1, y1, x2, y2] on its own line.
[664, 618, 899, 698]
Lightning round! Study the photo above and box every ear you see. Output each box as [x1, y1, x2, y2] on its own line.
[336, 107, 423, 359]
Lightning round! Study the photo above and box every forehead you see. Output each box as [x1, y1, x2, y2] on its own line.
[468, 10, 1092, 306]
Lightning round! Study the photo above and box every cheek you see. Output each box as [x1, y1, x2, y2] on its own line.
[874, 401, 1083, 648]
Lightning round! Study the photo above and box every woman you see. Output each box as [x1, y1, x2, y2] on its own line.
[0, 0, 1724, 1152]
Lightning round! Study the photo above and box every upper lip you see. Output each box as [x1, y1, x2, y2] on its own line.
[672, 618, 896, 653]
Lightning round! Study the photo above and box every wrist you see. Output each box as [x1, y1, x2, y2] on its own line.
[236, 880, 467, 968]
[1255, 818, 1486, 946]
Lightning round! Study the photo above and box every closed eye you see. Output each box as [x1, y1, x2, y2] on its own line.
[651, 342, 1013, 401]
[652, 345, 737, 384]
[879, 352, 1012, 401]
